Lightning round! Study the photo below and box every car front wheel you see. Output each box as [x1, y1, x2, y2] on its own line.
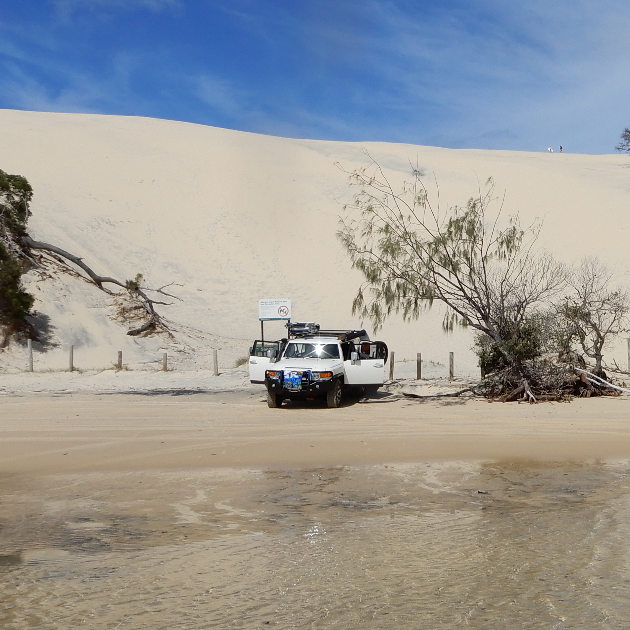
[267, 390, 282, 408]
[326, 379, 343, 408]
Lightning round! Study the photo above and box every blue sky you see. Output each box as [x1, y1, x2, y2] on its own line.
[1, 0, 630, 153]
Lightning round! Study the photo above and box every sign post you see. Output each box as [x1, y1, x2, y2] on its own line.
[258, 298, 292, 342]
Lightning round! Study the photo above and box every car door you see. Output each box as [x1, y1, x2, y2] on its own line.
[248, 340, 282, 383]
[343, 341, 389, 385]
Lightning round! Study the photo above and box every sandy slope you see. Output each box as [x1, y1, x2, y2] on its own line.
[1, 109, 630, 377]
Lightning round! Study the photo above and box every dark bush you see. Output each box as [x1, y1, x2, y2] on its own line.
[0, 242, 34, 338]
[475, 317, 544, 375]
[0, 169, 35, 341]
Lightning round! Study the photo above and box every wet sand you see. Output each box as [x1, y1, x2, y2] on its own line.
[4, 390, 630, 628]
[2, 390, 630, 474]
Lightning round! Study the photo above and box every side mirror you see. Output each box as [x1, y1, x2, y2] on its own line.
[350, 351, 358, 364]
[268, 348, 277, 359]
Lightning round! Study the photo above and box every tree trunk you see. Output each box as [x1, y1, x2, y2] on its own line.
[21, 236, 124, 290]
[21, 235, 170, 336]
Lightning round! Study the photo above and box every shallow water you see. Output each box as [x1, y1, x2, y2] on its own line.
[2, 460, 630, 629]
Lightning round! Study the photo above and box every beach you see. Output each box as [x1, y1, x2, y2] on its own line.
[3, 385, 630, 628]
[3, 385, 630, 474]
[3, 109, 630, 627]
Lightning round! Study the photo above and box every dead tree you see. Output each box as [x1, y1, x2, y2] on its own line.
[21, 236, 178, 336]
[557, 258, 630, 376]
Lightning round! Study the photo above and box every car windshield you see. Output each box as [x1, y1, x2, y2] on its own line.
[283, 342, 340, 359]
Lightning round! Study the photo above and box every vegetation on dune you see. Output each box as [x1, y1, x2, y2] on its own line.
[556, 258, 630, 376]
[3, 148, 630, 402]
[338, 154, 630, 401]
[0, 168, 177, 347]
[616, 128, 630, 153]
[0, 169, 35, 345]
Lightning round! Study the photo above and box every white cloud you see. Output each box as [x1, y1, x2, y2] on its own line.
[3, 0, 630, 152]
[0, 60, 109, 113]
[193, 74, 248, 118]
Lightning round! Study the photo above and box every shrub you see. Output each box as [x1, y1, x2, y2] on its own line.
[0, 169, 35, 342]
[474, 317, 544, 375]
[0, 241, 34, 339]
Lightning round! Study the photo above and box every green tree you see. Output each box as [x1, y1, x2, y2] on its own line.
[616, 128, 630, 153]
[474, 316, 545, 375]
[0, 169, 34, 343]
[0, 242, 34, 338]
[0, 169, 32, 236]
[338, 155, 566, 372]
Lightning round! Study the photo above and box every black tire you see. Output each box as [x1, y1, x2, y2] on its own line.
[267, 390, 282, 408]
[326, 379, 343, 408]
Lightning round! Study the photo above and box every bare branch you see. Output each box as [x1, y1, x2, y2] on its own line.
[338, 155, 566, 374]
[22, 235, 175, 337]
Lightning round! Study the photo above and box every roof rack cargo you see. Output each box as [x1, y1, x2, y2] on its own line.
[286, 322, 369, 342]
[287, 322, 320, 337]
[320, 329, 370, 342]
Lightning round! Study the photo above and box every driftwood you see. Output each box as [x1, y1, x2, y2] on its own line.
[397, 359, 627, 404]
[402, 387, 477, 399]
[574, 367, 630, 394]
[477, 360, 626, 403]
[21, 236, 177, 336]
[499, 379, 537, 403]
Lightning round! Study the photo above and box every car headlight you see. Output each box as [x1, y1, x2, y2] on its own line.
[266, 370, 282, 380]
[311, 371, 333, 380]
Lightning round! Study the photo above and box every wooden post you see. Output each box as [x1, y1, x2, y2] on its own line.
[162, 352, 168, 372]
[388, 351, 395, 381]
[416, 352, 422, 380]
[69, 345, 74, 372]
[27, 339, 33, 372]
[212, 349, 219, 376]
[117, 350, 123, 370]
[449, 352, 454, 380]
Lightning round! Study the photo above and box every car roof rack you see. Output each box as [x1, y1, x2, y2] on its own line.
[287, 322, 369, 341]
[287, 322, 320, 337]
[319, 329, 370, 342]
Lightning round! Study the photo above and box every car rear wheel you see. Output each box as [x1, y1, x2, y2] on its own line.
[363, 384, 381, 396]
[326, 379, 343, 408]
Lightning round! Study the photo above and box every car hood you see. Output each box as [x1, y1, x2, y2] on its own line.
[275, 359, 343, 371]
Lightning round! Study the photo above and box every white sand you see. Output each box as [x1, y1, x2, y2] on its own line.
[1, 109, 629, 464]
[4, 112, 630, 630]
[2, 390, 630, 474]
[2, 109, 629, 380]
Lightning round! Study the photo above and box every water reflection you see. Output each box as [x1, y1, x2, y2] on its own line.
[2, 461, 630, 628]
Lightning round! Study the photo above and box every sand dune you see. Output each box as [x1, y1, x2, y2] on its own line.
[1, 109, 630, 375]
[4, 111, 630, 630]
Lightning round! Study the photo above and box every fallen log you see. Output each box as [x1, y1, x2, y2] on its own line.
[402, 387, 477, 399]
[574, 367, 630, 393]
[22, 235, 173, 336]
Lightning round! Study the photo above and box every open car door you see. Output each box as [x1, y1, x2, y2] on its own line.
[344, 341, 389, 385]
[248, 340, 282, 383]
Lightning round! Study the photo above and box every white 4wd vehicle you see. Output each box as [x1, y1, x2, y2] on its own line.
[249, 323, 388, 408]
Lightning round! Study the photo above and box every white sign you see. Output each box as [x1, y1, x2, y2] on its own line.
[259, 298, 292, 321]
